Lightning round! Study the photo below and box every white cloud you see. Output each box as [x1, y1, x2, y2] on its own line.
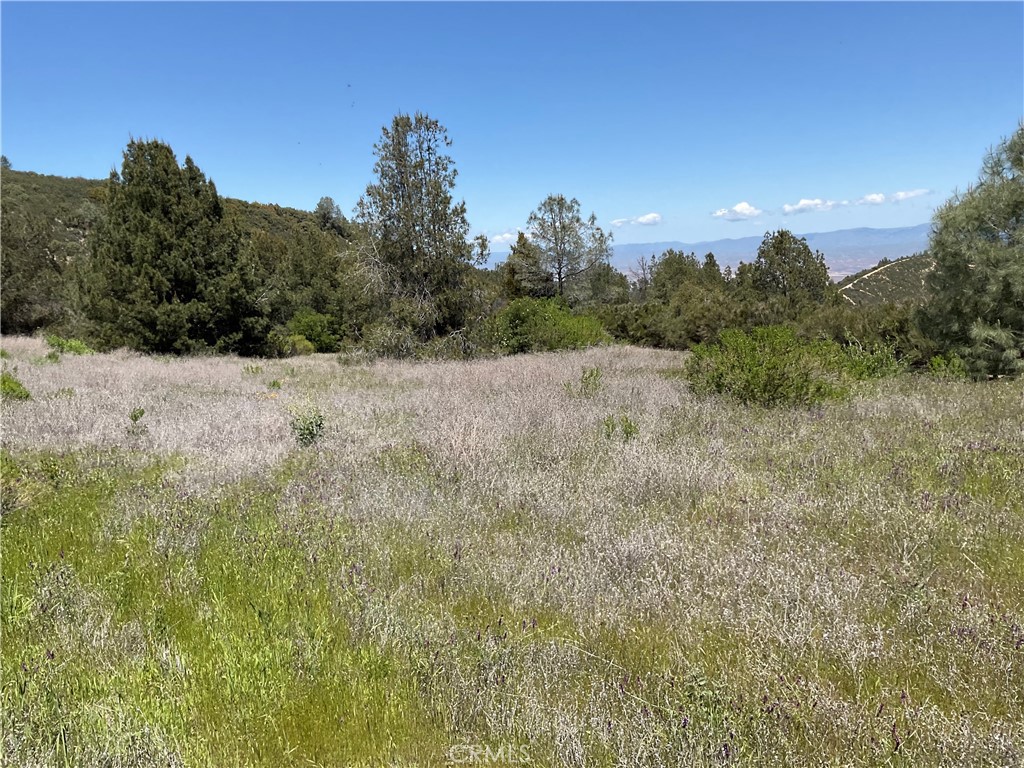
[612, 212, 662, 227]
[489, 231, 518, 246]
[782, 198, 843, 215]
[892, 188, 930, 201]
[858, 193, 886, 205]
[711, 201, 762, 221]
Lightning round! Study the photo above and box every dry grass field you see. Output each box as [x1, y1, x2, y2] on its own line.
[2, 335, 1022, 766]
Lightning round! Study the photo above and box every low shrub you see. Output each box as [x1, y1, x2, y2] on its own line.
[485, 298, 609, 355]
[685, 326, 848, 407]
[287, 309, 338, 353]
[268, 330, 316, 358]
[45, 334, 95, 355]
[928, 352, 970, 381]
[361, 323, 418, 360]
[0, 371, 31, 401]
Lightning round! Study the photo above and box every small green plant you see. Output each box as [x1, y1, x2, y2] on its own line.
[243, 364, 264, 375]
[45, 334, 94, 355]
[601, 412, 639, 441]
[1, 370, 30, 401]
[565, 367, 603, 399]
[0, 348, 10, 359]
[52, 387, 75, 399]
[268, 379, 282, 390]
[45, 350, 61, 363]
[928, 352, 969, 381]
[126, 406, 148, 437]
[289, 402, 325, 447]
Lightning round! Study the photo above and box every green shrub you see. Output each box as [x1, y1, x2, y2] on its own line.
[287, 309, 339, 353]
[1, 371, 31, 401]
[45, 334, 95, 355]
[685, 326, 848, 407]
[268, 330, 316, 358]
[289, 402, 325, 447]
[485, 298, 609, 355]
[928, 352, 970, 381]
[242, 364, 264, 375]
[0, 349, 9, 359]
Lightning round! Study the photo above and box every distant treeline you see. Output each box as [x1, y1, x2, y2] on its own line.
[1, 118, 1020, 378]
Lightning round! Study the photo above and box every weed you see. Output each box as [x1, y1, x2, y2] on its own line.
[242, 363, 264, 375]
[289, 402, 325, 447]
[268, 379, 282, 390]
[45, 334, 94, 355]
[565, 366, 603, 399]
[601, 412, 639, 441]
[126, 406, 149, 438]
[1, 370, 30, 401]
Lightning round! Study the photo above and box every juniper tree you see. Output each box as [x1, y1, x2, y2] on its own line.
[86, 139, 270, 354]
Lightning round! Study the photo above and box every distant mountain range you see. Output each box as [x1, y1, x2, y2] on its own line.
[606, 224, 933, 280]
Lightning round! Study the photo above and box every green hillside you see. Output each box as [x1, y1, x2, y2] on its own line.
[837, 252, 935, 306]
[0, 167, 343, 247]
[0, 166, 357, 337]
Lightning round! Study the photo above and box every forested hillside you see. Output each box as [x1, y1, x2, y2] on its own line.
[2, 119, 1021, 379]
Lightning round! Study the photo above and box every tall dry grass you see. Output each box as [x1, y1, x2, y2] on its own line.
[2, 335, 1022, 766]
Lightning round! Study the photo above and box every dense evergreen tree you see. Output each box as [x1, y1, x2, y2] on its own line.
[0, 198, 65, 333]
[85, 139, 270, 354]
[918, 125, 1023, 377]
[313, 195, 350, 238]
[355, 112, 480, 339]
[751, 230, 829, 304]
[500, 232, 555, 299]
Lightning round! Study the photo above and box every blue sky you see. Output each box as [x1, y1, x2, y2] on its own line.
[2, 2, 1022, 247]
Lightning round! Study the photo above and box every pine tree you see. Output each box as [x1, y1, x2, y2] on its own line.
[355, 113, 479, 339]
[526, 195, 611, 302]
[920, 124, 1024, 377]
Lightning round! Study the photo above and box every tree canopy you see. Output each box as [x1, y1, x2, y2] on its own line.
[526, 194, 612, 302]
[920, 124, 1024, 377]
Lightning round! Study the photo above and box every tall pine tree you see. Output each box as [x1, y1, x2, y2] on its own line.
[920, 125, 1024, 377]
